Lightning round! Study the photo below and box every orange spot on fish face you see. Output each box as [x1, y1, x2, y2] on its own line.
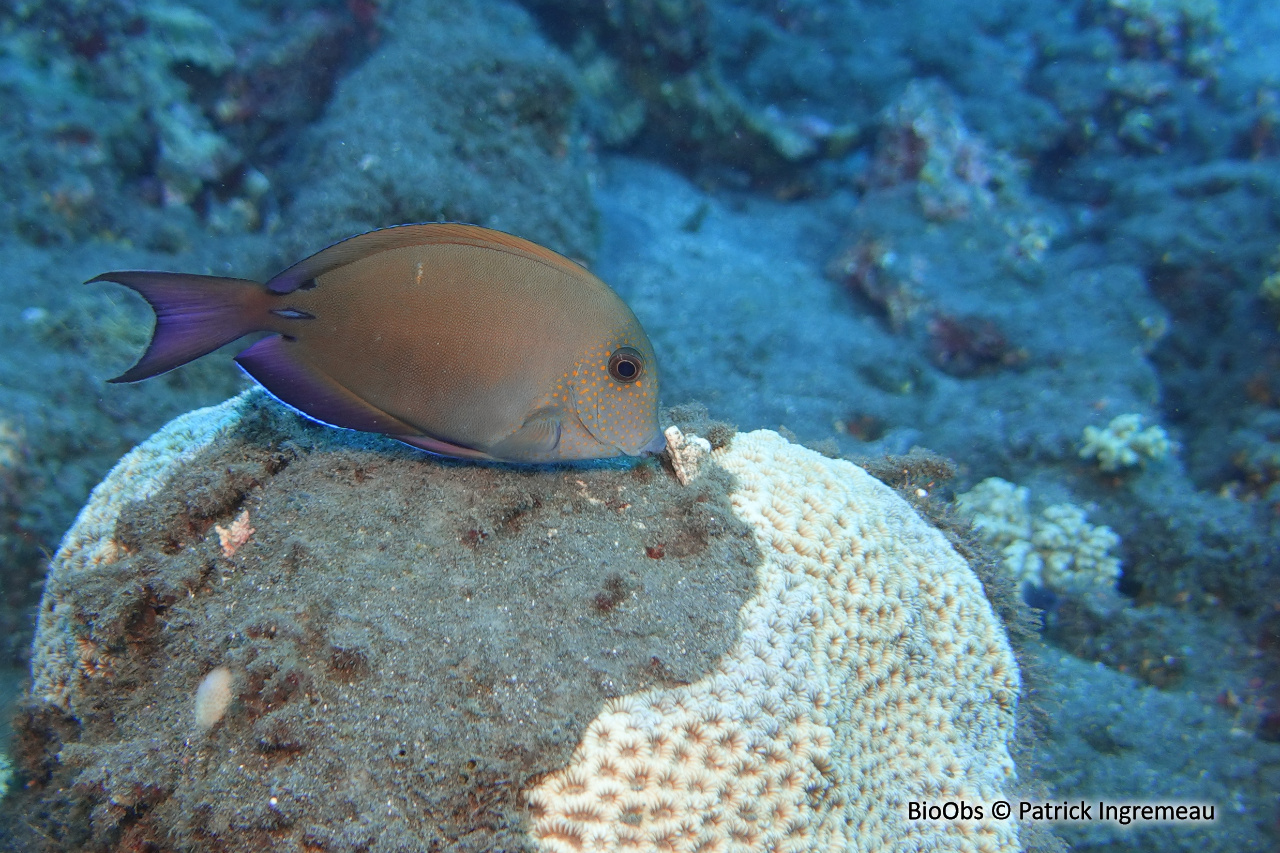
[569, 333, 659, 455]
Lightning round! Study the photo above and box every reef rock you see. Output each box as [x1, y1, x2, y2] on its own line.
[279, 0, 599, 263]
[13, 390, 1025, 852]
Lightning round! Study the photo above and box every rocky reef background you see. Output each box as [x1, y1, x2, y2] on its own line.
[0, 0, 1278, 849]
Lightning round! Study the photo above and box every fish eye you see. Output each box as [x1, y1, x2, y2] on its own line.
[607, 347, 644, 383]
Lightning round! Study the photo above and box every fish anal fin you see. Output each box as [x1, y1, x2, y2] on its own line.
[234, 336, 417, 435]
[391, 434, 497, 461]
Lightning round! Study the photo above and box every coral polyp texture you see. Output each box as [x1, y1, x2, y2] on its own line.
[16, 398, 1024, 852]
[1078, 413, 1173, 472]
[528, 430, 1022, 853]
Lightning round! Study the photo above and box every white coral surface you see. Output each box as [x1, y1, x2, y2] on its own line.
[528, 430, 1022, 852]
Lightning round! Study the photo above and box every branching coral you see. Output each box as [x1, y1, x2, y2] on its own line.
[1079, 414, 1174, 472]
[956, 477, 1122, 600]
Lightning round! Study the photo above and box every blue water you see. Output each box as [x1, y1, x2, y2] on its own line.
[1, 0, 1278, 849]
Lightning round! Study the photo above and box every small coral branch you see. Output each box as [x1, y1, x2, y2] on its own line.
[956, 477, 1123, 609]
[662, 426, 710, 486]
[215, 509, 255, 558]
[1079, 414, 1175, 472]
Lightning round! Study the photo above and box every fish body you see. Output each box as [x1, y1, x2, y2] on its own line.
[91, 224, 663, 463]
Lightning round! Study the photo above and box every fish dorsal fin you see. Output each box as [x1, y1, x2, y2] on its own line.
[266, 223, 594, 293]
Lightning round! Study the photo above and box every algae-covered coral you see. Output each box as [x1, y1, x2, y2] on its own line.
[15, 396, 1024, 852]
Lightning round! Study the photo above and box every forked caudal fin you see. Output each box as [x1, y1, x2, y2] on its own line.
[87, 271, 272, 383]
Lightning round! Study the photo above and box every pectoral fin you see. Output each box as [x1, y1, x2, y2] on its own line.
[392, 411, 562, 462]
[488, 410, 563, 459]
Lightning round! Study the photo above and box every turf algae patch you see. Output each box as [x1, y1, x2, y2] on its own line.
[10, 391, 760, 852]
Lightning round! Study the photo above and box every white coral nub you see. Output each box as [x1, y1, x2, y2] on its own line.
[194, 665, 234, 731]
[215, 509, 255, 558]
[664, 426, 711, 486]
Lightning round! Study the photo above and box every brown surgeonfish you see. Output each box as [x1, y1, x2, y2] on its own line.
[91, 224, 664, 463]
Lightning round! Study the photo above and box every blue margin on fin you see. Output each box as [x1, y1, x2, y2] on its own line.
[390, 434, 496, 461]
